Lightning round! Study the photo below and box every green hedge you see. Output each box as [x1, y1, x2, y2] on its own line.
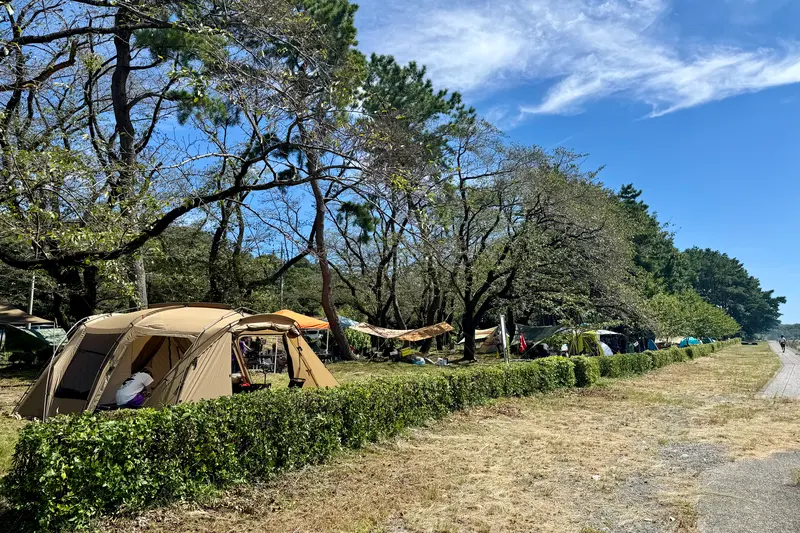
[573, 356, 601, 387]
[3, 341, 739, 531]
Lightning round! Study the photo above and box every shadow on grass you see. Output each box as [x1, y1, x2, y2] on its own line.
[0, 499, 34, 533]
[0, 365, 40, 382]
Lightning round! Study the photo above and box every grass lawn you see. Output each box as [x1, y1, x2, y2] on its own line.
[103, 343, 796, 533]
[252, 356, 499, 388]
[0, 365, 38, 474]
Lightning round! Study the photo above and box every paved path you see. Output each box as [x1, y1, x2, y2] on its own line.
[698, 451, 800, 533]
[761, 342, 800, 399]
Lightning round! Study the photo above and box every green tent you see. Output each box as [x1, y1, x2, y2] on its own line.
[514, 325, 564, 348]
[568, 331, 603, 356]
[3, 325, 67, 364]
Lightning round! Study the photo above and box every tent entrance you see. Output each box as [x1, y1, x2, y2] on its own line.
[96, 335, 192, 406]
[236, 334, 288, 374]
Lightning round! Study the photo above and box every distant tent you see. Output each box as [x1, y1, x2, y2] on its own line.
[600, 342, 614, 356]
[274, 309, 329, 330]
[457, 327, 497, 344]
[337, 316, 359, 328]
[647, 339, 659, 351]
[0, 303, 53, 326]
[679, 337, 700, 348]
[4, 324, 67, 359]
[513, 325, 564, 349]
[456, 327, 501, 354]
[569, 331, 603, 356]
[15, 304, 337, 420]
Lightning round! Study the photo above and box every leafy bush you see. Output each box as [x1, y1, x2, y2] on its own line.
[573, 356, 601, 387]
[345, 328, 371, 353]
[3, 357, 575, 531]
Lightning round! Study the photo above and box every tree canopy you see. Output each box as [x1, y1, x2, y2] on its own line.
[0, 0, 783, 359]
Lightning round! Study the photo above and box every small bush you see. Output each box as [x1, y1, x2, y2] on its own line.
[573, 356, 601, 387]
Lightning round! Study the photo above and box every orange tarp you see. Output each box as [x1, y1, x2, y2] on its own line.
[274, 309, 329, 330]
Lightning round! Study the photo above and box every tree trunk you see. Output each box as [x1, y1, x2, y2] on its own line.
[311, 178, 354, 361]
[419, 271, 441, 354]
[461, 315, 477, 361]
[55, 266, 99, 326]
[207, 202, 230, 302]
[133, 256, 148, 308]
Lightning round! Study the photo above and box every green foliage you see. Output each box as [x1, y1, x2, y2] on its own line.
[573, 356, 601, 387]
[598, 352, 652, 378]
[684, 248, 785, 336]
[617, 184, 690, 296]
[764, 324, 800, 340]
[649, 290, 741, 340]
[344, 328, 371, 352]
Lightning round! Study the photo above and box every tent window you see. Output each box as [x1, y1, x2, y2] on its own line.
[55, 333, 119, 400]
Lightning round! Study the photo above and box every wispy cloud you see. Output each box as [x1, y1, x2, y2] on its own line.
[356, 0, 800, 118]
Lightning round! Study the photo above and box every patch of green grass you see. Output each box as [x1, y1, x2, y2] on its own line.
[253, 359, 498, 389]
[0, 365, 39, 474]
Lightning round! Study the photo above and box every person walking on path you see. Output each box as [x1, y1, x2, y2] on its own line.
[780, 335, 787, 353]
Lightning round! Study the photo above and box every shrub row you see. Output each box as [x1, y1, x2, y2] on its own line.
[572, 338, 739, 387]
[4, 340, 739, 531]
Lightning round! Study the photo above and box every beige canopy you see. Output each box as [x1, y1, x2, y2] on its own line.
[0, 303, 53, 325]
[348, 321, 453, 342]
[15, 304, 337, 420]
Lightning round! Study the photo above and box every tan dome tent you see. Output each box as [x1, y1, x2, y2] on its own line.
[14, 304, 338, 420]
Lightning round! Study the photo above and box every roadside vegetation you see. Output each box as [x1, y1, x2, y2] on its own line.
[3, 342, 734, 530]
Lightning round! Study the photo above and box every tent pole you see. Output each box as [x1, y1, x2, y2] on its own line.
[500, 315, 509, 365]
[27, 273, 35, 330]
[274, 341, 278, 373]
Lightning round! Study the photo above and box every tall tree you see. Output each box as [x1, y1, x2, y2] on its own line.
[617, 184, 690, 295]
[684, 248, 784, 335]
[0, 0, 360, 323]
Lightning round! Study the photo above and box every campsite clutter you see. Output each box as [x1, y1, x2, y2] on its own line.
[12, 301, 723, 422]
[2, 299, 742, 532]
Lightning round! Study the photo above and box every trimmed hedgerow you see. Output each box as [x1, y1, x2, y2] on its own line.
[3, 341, 740, 531]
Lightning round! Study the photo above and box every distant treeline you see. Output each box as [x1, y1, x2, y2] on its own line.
[764, 324, 800, 340]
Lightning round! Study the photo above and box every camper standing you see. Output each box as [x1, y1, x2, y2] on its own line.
[115, 369, 154, 408]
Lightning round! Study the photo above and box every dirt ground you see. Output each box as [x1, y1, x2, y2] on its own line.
[102, 343, 799, 533]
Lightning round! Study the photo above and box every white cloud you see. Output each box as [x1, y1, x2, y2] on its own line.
[356, 0, 800, 117]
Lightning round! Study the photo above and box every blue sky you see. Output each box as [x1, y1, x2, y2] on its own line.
[354, 0, 800, 323]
